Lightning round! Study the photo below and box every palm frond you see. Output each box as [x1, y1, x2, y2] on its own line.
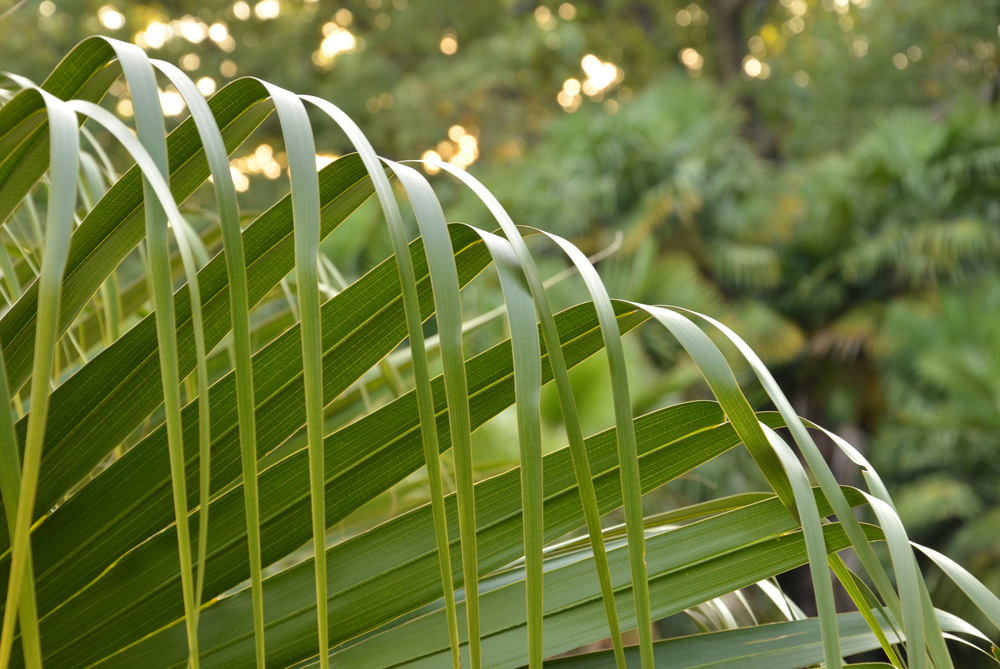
[0, 39, 994, 669]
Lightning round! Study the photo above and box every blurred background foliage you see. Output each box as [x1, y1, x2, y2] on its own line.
[3, 0, 1000, 651]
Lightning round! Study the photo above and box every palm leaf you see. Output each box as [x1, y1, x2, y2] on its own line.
[0, 38, 992, 669]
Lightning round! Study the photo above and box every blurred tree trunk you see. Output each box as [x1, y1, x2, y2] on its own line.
[710, 0, 780, 158]
[711, 0, 752, 81]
